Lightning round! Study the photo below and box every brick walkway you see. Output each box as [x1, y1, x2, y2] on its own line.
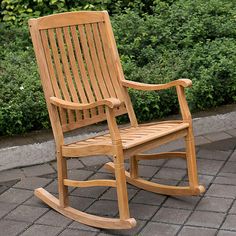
[0, 130, 236, 235]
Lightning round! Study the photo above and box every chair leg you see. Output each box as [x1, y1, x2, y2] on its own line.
[114, 148, 130, 220]
[130, 156, 138, 179]
[34, 151, 136, 229]
[185, 130, 204, 192]
[56, 151, 69, 208]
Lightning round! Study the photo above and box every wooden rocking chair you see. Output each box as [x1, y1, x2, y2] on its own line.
[29, 11, 205, 229]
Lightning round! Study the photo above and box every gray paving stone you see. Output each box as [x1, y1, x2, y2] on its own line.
[229, 201, 236, 214]
[129, 203, 159, 220]
[154, 167, 186, 180]
[0, 169, 24, 183]
[96, 233, 115, 236]
[59, 229, 97, 236]
[139, 158, 166, 167]
[228, 150, 236, 161]
[0, 188, 33, 203]
[218, 172, 236, 178]
[138, 165, 159, 178]
[131, 190, 166, 206]
[88, 172, 114, 180]
[13, 177, 52, 190]
[0, 185, 8, 194]
[0, 202, 18, 218]
[218, 230, 236, 236]
[214, 176, 236, 186]
[206, 184, 236, 198]
[20, 224, 63, 236]
[100, 187, 137, 201]
[183, 174, 214, 188]
[204, 132, 232, 142]
[68, 221, 100, 232]
[197, 149, 230, 161]
[163, 196, 200, 210]
[80, 156, 110, 167]
[0, 219, 30, 236]
[186, 211, 225, 228]
[67, 169, 93, 180]
[36, 209, 72, 227]
[101, 220, 146, 236]
[69, 196, 95, 211]
[199, 138, 236, 151]
[221, 162, 236, 174]
[225, 129, 236, 137]
[197, 174, 214, 187]
[196, 197, 233, 212]
[70, 186, 108, 198]
[197, 159, 224, 175]
[164, 158, 187, 169]
[52, 159, 84, 170]
[222, 215, 236, 230]
[5, 205, 48, 223]
[195, 135, 211, 145]
[24, 195, 49, 208]
[140, 222, 180, 236]
[151, 178, 179, 186]
[152, 207, 191, 224]
[86, 200, 118, 217]
[178, 226, 217, 236]
[22, 164, 55, 177]
[45, 180, 73, 194]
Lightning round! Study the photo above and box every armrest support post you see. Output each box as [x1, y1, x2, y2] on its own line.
[176, 85, 192, 124]
[105, 106, 122, 145]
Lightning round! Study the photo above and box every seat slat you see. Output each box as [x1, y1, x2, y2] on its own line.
[64, 122, 189, 153]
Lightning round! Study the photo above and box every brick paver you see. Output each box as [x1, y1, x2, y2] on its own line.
[0, 133, 236, 235]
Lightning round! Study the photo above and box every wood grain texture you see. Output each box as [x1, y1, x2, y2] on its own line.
[29, 10, 204, 230]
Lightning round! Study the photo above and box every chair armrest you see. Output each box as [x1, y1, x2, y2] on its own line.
[50, 97, 123, 110]
[121, 79, 192, 91]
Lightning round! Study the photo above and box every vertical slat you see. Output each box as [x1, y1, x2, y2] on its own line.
[98, 22, 123, 100]
[77, 24, 104, 116]
[92, 23, 116, 98]
[85, 24, 110, 99]
[40, 30, 67, 125]
[70, 25, 96, 117]
[56, 27, 80, 123]
[63, 27, 89, 119]
[48, 28, 74, 123]
[48, 29, 71, 101]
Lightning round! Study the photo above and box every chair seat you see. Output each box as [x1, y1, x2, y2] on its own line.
[62, 121, 189, 155]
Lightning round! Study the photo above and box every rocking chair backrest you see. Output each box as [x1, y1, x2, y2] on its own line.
[29, 11, 135, 132]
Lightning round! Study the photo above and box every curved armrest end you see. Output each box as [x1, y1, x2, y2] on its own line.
[177, 79, 192, 87]
[49, 97, 122, 110]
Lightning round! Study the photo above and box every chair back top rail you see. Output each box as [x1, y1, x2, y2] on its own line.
[32, 11, 105, 30]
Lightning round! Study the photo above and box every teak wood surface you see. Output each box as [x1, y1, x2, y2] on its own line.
[29, 11, 205, 229]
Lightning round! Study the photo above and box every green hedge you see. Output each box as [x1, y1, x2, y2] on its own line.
[0, 24, 49, 135]
[0, 0, 236, 135]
